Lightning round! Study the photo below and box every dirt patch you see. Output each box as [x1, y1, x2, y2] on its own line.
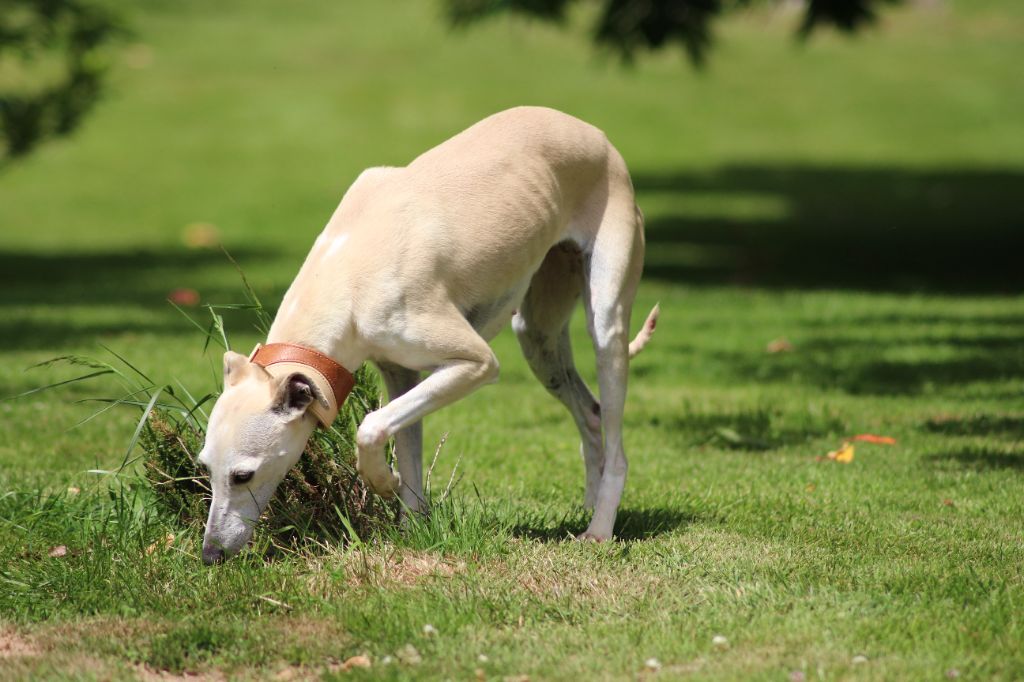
[513, 562, 666, 605]
[28, 616, 359, 680]
[370, 551, 466, 586]
[477, 544, 668, 606]
[263, 616, 343, 640]
[39, 616, 165, 643]
[133, 663, 226, 681]
[304, 548, 466, 590]
[2, 618, 364, 680]
[272, 655, 372, 681]
[0, 628, 127, 679]
[0, 626, 40, 659]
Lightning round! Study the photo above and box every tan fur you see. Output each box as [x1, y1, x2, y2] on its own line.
[198, 107, 656, 562]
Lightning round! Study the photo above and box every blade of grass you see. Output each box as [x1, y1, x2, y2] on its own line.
[175, 380, 214, 426]
[206, 307, 230, 350]
[76, 398, 191, 414]
[4, 369, 115, 401]
[28, 354, 146, 394]
[222, 246, 273, 334]
[116, 387, 164, 474]
[70, 386, 156, 429]
[169, 299, 225, 350]
[97, 342, 153, 385]
[28, 354, 114, 371]
[334, 506, 364, 549]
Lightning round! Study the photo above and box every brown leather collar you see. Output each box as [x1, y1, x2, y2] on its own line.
[248, 342, 355, 427]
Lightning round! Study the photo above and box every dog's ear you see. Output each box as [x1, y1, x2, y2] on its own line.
[272, 372, 322, 419]
[223, 351, 250, 387]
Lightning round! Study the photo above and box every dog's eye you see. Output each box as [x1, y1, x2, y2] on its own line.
[230, 470, 255, 485]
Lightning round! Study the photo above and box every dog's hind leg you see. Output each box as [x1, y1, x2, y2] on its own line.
[377, 363, 425, 516]
[578, 175, 645, 542]
[513, 244, 605, 509]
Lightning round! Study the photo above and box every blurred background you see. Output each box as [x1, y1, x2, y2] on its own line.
[1, 0, 1022, 477]
[3, 0, 1022, 289]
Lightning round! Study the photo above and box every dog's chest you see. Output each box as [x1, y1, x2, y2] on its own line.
[464, 279, 531, 340]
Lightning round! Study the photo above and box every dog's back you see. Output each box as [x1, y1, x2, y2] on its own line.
[331, 107, 636, 316]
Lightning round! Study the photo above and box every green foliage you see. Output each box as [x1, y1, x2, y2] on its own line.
[446, 0, 902, 64]
[140, 362, 397, 554]
[799, 0, 899, 36]
[0, 0, 123, 157]
[141, 415, 208, 524]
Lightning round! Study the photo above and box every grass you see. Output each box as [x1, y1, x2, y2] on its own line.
[1, 0, 1023, 679]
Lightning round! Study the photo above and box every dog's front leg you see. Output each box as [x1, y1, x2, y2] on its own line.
[377, 363, 425, 516]
[357, 348, 499, 497]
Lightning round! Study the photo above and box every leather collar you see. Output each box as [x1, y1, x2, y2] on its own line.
[248, 342, 355, 427]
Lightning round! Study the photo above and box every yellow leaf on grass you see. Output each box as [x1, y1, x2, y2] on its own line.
[182, 222, 221, 249]
[851, 433, 896, 445]
[342, 655, 371, 670]
[766, 337, 794, 354]
[145, 533, 175, 555]
[827, 442, 855, 463]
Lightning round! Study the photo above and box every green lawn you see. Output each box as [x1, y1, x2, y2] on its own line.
[2, 0, 1023, 679]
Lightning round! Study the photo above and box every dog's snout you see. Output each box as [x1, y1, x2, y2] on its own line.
[202, 544, 225, 565]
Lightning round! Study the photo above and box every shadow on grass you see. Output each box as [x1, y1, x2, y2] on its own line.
[0, 247, 278, 350]
[635, 165, 1024, 294]
[924, 446, 1024, 471]
[510, 505, 699, 542]
[923, 414, 1024, 437]
[715, 350, 1024, 395]
[0, 247, 277, 307]
[657, 405, 845, 451]
[706, 330, 1024, 395]
[0, 319, 200, 352]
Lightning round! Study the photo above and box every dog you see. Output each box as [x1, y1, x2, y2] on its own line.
[197, 106, 658, 563]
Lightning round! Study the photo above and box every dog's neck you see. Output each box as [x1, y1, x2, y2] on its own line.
[266, 299, 365, 374]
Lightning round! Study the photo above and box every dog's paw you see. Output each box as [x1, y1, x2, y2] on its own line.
[576, 529, 611, 542]
[365, 469, 402, 498]
[355, 449, 402, 498]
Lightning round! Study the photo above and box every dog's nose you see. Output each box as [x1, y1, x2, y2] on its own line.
[202, 544, 225, 565]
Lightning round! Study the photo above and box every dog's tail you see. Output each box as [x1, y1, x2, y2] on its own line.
[628, 303, 660, 359]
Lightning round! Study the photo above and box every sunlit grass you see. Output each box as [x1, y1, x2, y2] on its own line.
[0, 0, 1022, 679]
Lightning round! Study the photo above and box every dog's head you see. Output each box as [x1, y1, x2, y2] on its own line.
[197, 351, 320, 564]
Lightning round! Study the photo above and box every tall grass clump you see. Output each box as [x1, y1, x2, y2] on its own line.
[141, 363, 396, 552]
[20, 268, 397, 557]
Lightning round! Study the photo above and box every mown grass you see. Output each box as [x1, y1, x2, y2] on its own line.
[1, 0, 1023, 679]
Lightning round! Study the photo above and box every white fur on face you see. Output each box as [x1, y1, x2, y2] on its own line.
[199, 368, 316, 562]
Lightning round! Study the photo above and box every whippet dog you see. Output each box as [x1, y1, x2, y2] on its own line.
[198, 107, 658, 563]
